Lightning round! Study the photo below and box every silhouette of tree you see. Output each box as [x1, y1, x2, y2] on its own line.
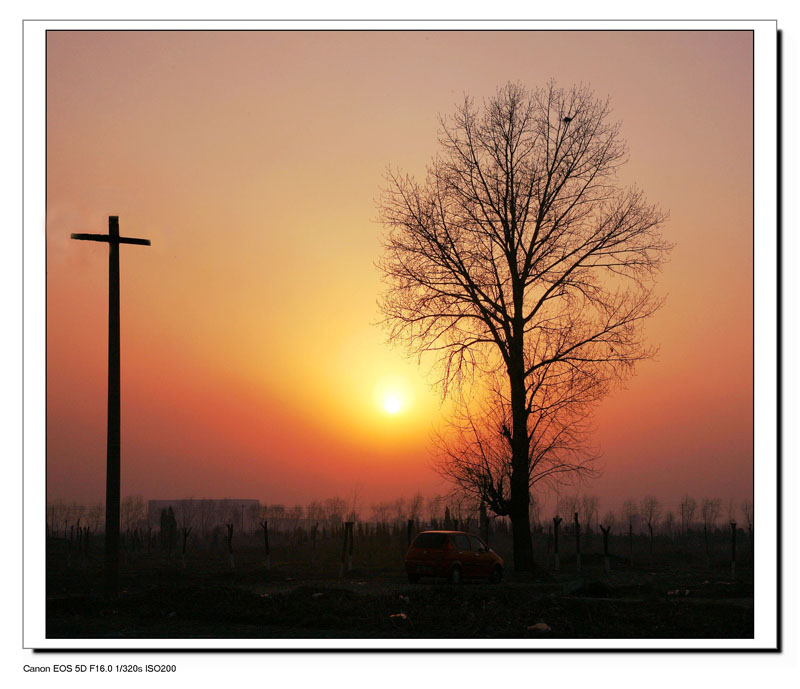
[680, 495, 697, 534]
[160, 506, 177, 552]
[701, 497, 722, 564]
[741, 499, 753, 542]
[640, 494, 662, 554]
[578, 494, 600, 533]
[378, 81, 671, 569]
[622, 499, 639, 532]
[121, 495, 145, 533]
[601, 510, 617, 534]
[323, 497, 347, 530]
[701, 497, 721, 533]
[663, 510, 676, 539]
[433, 364, 602, 529]
[407, 493, 425, 523]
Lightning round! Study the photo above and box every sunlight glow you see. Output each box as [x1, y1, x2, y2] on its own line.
[373, 374, 415, 418]
[383, 394, 404, 415]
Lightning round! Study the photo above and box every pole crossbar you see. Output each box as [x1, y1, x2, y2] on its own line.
[71, 232, 151, 246]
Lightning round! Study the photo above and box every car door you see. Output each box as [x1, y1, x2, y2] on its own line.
[468, 535, 492, 577]
[451, 533, 472, 576]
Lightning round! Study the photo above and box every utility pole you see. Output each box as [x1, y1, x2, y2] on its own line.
[71, 216, 150, 598]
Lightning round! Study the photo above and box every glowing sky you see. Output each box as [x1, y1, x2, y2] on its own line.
[46, 31, 753, 513]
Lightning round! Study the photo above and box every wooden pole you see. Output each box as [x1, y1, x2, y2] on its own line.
[70, 216, 150, 598]
[105, 216, 121, 596]
[479, 502, 488, 544]
[260, 520, 270, 569]
[181, 526, 191, 569]
[553, 516, 562, 571]
[600, 525, 611, 573]
[226, 523, 235, 569]
[629, 521, 634, 567]
[574, 512, 581, 573]
[730, 522, 737, 579]
[346, 521, 354, 571]
[339, 522, 348, 577]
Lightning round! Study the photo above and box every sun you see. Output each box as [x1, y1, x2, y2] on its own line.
[373, 375, 414, 417]
[382, 394, 404, 415]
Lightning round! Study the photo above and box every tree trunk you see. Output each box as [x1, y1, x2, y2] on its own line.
[509, 345, 534, 571]
[479, 502, 489, 545]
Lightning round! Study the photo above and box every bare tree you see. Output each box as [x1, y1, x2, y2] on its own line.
[529, 493, 542, 531]
[680, 495, 697, 535]
[121, 495, 145, 534]
[426, 495, 444, 526]
[434, 366, 602, 526]
[391, 498, 407, 527]
[727, 498, 738, 524]
[265, 503, 286, 526]
[407, 493, 425, 524]
[370, 502, 391, 527]
[640, 495, 662, 554]
[198, 499, 217, 538]
[323, 497, 347, 531]
[378, 82, 670, 569]
[556, 494, 580, 525]
[622, 498, 639, 563]
[662, 510, 676, 540]
[701, 498, 721, 533]
[174, 500, 195, 568]
[622, 499, 639, 531]
[87, 502, 105, 534]
[286, 504, 304, 533]
[580, 494, 600, 533]
[347, 486, 362, 523]
[741, 499, 753, 543]
[601, 510, 617, 534]
[701, 497, 722, 565]
[306, 500, 325, 525]
[246, 503, 261, 534]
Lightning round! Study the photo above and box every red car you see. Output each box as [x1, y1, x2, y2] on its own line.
[405, 530, 504, 584]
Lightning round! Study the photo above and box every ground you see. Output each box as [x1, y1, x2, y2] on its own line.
[46, 531, 753, 641]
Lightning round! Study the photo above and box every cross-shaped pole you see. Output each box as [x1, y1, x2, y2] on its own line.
[71, 216, 150, 598]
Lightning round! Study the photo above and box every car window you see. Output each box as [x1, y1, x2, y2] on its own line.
[412, 533, 448, 549]
[468, 535, 486, 551]
[452, 534, 471, 551]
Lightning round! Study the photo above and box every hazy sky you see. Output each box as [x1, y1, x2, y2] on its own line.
[46, 30, 753, 515]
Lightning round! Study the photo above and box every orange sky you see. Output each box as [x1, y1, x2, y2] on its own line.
[46, 30, 753, 514]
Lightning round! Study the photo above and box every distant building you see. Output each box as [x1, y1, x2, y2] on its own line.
[147, 499, 261, 533]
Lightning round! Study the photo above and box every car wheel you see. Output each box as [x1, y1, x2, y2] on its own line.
[407, 573, 420, 584]
[489, 565, 503, 584]
[448, 565, 462, 585]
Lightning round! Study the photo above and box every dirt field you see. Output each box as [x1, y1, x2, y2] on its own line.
[46, 531, 753, 640]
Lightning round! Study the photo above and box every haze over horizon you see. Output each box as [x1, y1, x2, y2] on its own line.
[46, 30, 754, 514]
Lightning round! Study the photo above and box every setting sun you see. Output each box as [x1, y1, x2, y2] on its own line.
[371, 374, 419, 420]
[382, 394, 403, 415]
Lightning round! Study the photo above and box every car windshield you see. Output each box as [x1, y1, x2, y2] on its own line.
[412, 533, 449, 549]
[452, 534, 471, 551]
[469, 535, 486, 551]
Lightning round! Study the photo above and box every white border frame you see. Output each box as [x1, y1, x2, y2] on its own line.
[22, 19, 778, 650]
